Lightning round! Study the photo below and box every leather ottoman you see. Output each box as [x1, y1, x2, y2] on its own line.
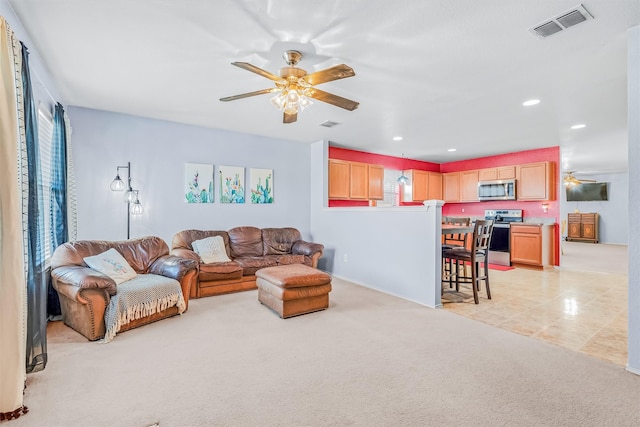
[255, 264, 332, 318]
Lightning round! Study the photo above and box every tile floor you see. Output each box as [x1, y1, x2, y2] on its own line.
[442, 263, 628, 367]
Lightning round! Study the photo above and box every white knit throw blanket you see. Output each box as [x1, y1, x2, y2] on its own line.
[102, 274, 185, 343]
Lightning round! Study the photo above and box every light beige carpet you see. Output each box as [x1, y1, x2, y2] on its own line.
[561, 241, 628, 274]
[13, 278, 640, 427]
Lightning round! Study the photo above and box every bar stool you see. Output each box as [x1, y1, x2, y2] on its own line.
[442, 217, 470, 287]
[443, 219, 494, 304]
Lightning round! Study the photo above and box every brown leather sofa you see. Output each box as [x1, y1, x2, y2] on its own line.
[171, 226, 324, 298]
[50, 236, 198, 341]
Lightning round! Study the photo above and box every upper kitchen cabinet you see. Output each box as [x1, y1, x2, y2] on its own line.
[516, 161, 555, 201]
[403, 170, 442, 201]
[328, 159, 384, 201]
[443, 172, 460, 202]
[368, 164, 384, 200]
[328, 159, 350, 199]
[478, 166, 516, 181]
[348, 161, 369, 200]
[460, 170, 479, 202]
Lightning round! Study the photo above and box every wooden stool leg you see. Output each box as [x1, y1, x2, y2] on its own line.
[484, 261, 491, 300]
[471, 261, 479, 304]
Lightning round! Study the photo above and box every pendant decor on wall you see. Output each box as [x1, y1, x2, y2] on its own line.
[219, 165, 245, 203]
[184, 163, 214, 203]
[250, 168, 274, 204]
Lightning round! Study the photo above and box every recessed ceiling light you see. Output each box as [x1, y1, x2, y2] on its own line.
[448, 148, 456, 152]
[393, 136, 403, 141]
[522, 99, 541, 106]
[571, 124, 586, 129]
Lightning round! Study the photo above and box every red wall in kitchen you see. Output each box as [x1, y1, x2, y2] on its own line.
[328, 147, 439, 207]
[327, 145, 561, 265]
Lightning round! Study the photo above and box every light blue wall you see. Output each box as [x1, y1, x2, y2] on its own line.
[68, 107, 312, 246]
[560, 171, 628, 244]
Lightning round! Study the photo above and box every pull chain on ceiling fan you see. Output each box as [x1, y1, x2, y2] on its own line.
[220, 50, 359, 124]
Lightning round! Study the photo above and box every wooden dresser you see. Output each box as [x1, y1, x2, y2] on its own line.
[566, 213, 599, 243]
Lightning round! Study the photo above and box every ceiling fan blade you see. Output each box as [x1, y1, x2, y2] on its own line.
[220, 88, 277, 102]
[231, 62, 283, 82]
[303, 64, 355, 86]
[283, 112, 297, 123]
[308, 88, 359, 111]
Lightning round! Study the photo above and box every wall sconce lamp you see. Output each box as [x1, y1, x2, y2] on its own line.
[110, 162, 143, 239]
[541, 203, 549, 213]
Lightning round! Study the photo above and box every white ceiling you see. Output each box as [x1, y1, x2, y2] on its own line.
[8, 0, 640, 174]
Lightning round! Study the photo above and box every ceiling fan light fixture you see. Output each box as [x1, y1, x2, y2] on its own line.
[270, 88, 313, 115]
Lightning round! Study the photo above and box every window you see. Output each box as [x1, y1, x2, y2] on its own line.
[381, 169, 401, 206]
[37, 104, 53, 262]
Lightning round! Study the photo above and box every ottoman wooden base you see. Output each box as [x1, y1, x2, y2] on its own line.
[256, 265, 332, 318]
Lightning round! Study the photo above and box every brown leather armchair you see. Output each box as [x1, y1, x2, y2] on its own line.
[171, 226, 324, 298]
[50, 236, 198, 341]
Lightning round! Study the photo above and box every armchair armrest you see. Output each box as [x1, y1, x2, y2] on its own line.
[51, 266, 117, 296]
[170, 248, 201, 263]
[292, 240, 324, 257]
[149, 255, 198, 281]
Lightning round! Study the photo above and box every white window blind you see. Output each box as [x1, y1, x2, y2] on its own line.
[37, 104, 54, 261]
[381, 169, 401, 206]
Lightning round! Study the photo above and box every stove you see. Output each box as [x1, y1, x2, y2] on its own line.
[484, 209, 523, 266]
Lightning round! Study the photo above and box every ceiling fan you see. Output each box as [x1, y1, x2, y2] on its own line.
[563, 171, 596, 187]
[219, 50, 359, 124]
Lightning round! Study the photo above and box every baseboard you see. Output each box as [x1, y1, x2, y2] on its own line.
[626, 364, 640, 376]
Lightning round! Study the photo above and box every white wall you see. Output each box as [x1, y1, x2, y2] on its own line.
[627, 25, 640, 374]
[0, 1, 62, 118]
[68, 107, 312, 245]
[560, 172, 628, 244]
[310, 141, 443, 308]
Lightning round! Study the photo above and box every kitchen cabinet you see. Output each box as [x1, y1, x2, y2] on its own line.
[349, 162, 369, 200]
[443, 172, 460, 202]
[478, 166, 515, 181]
[428, 172, 443, 200]
[510, 223, 554, 268]
[403, 170, 442, 201]
[460, 170, 479, 202]
[328, 159, 384, 201]
[368, 164, 384, 200]
[567, 213, 599, 243]
[516, 161, 555, 201]
[328, 159, 350, 199]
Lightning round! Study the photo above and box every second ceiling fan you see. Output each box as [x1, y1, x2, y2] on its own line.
[563, 171, 596, 187]
[220, 50, 359, 123]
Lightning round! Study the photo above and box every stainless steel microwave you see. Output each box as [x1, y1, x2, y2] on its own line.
[477, 179, 516, 201]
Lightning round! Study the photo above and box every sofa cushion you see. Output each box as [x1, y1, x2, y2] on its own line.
[192, 236, 232, 263]
[275, 254, 309, 266]
[234, 256, 277, 276]
[172, 229, 230, 255]
[199, 261, 243, 281]
[262, 227, 302, 255]
[228, 226, 263, 258]
[83, 248, 137, 285]
[51, 236, 169, 273]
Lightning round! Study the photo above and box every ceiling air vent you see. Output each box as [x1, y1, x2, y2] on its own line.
[320, 120, 340, 128]
[529, 4, 593, 38]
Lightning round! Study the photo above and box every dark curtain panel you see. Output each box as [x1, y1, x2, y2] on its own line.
[21, 42, 48, 373]
[47, 102, 68, 317]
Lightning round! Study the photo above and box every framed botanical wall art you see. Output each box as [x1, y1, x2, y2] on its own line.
[219, 165, 245, 203]
[250, 168, 274, 204]
[184, 163, 214, 203]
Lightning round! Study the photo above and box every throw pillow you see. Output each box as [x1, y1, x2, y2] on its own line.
[83, 248, 137, 285]
[192, 236, 231, 263]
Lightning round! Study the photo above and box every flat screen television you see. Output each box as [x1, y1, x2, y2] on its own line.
[565, 182, 608, 201]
